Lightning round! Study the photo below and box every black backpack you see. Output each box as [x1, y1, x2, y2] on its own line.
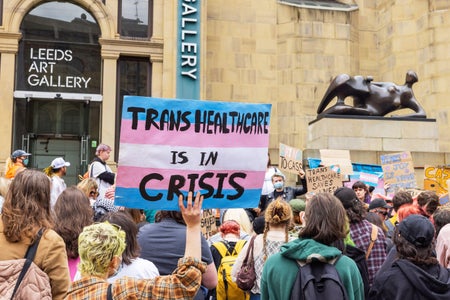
[290, 256, 348, 300]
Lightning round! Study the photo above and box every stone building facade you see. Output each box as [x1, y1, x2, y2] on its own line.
[1, 0, 449, 186]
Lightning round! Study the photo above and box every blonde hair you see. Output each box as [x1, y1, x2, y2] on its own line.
[262, 198, 292, 260]
[77, 178, 99, 198]
[78, 222, 126, 277]
[0, 177, 11, 198]
[4, 157, 16, 176]
[43, 166, 56, 177]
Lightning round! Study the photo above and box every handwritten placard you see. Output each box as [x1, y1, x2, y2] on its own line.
[114, 96, 272, 210]
[424, 165, 450, 195]
[381, 151, 416, 192]
[279, 143, 303, 175]
[201, 209, 217, 239]
[305, 166, 342, 194]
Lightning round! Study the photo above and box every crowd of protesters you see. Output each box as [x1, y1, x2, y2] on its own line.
[1, 147, 450, 300]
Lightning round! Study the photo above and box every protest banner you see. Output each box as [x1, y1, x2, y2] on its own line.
[380, 151, 416, 193]
[305, 166, 342, 194]
[278, 143, 303, 175]
[319, 149, 353, 175]
[424, 165, 450, 195]
[201, 209, 217, 239]
[114, 96, 271, 210]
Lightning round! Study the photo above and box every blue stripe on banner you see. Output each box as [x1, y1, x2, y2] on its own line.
[114, 187, 261, 210]
[121, 96, 272, 125]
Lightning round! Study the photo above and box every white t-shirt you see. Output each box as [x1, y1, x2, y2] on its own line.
[74, 257, 159, 282]
[90, 161, 114, 199]
[50, 175, 66, 209]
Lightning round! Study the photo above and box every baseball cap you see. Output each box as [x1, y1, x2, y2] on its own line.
[334, 187, 359, 209]
[11, 150, 31, 159]
[51, 157, 70, 169]
[398, 214, 435, 247]
[368, 198, 392, 211]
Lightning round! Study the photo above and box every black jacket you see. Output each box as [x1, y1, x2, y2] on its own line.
[369, 259, 450, 300]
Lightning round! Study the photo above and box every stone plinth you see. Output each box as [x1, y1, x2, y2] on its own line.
[307, 115, 439, 152]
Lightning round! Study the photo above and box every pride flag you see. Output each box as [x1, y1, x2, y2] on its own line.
[115, 96, 271, 210]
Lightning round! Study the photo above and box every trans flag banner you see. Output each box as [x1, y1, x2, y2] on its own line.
[115, 96, 272, 210]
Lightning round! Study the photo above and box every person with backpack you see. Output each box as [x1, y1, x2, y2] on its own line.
[90, 143, 115, 199]
[232, 198, 293, 300]
[0, 169, 70, 299]
[209, 220, 249, 300]
[260, 192, 364, 300]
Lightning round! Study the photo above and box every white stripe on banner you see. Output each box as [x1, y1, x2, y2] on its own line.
[119, 143, 267, 171]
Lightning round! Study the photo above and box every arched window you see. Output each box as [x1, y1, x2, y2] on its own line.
[17, 2, 101, 95]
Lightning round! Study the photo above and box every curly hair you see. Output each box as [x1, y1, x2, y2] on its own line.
[394, 227, 438, 266]
[2, 169, 53, 242]
[78, 222, 126, 277]
[300, 193, 348, 245]
[262, 198, 292, 260]
[99, 211, 141, 265]
[53, 186, 93, 259]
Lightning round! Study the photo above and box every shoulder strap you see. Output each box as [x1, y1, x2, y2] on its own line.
[242, 236, 256, 264]
[366, 224, 379, 259]
[234, 240, 247, 253]
[11, 229, 44, 300]
[213, 241, 230, 258]
[107, 284, 113, 300]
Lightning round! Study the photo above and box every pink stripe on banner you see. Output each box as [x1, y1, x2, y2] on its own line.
[116, 167, 265, 190]
[120, 119, 269, 147]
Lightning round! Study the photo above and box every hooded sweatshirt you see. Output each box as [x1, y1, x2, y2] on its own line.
[369, 259, 450, 300]
[260, 238, 364, 300]
[436, 223, 450, 268]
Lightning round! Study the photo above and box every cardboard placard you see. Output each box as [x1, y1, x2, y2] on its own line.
[201, 209, 217, 239]
[278, 143, 303, 175]
[380, 151, 416, 193]
[319, 149, 353, 175]
[424, 165, 450, 195]
[305, 166, 343, 194]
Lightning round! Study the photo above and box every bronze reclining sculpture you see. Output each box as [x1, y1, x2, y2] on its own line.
[316, 70, 426, 118]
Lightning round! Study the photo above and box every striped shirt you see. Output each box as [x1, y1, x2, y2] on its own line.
[65, 257, 206, 300]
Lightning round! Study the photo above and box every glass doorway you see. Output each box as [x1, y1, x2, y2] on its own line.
[13, 99, 100, 186]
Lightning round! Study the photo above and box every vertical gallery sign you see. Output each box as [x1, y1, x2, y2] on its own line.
[177, 0, 201, 100]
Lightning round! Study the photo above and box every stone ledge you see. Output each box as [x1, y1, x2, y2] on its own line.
[307, 115, 439, 152]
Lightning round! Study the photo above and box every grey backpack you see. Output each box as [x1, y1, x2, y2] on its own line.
[290, 256, 348, 300]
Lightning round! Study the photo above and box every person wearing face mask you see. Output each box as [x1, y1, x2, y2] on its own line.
[259, 170, 307, 214]
[4, 149, 31, 180]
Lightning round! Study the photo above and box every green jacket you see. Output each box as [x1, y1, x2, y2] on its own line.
[261, 238, 364, 300]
